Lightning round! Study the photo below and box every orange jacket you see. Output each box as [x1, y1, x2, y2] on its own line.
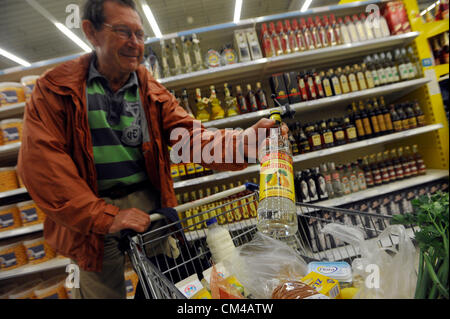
[17, 53, 248, 272]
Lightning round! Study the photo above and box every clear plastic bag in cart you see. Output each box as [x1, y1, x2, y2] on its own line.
[321, 223, 417, 299]
[225, 232, 308, 299]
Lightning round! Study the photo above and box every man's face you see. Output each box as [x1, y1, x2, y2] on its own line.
[92, 1, 145, 75]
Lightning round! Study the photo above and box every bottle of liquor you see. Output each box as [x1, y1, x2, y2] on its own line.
[316, 16, 329, 47]
[304, 169, 319, 202]
[337, 17, 351, 44]
[340, 164, 352, 195]
[386, 51, 400, 83]
[320, 120, 334, 148]
[404, 102, 418, 129]
[329, 14, 341, 45]
[347, 163, 360, 193]
[295, 171, 310, 203]
[209, 85, 225, 120]
[305, 71, 318, 100]
[284, 20, 299, 53]
[269, 22, 283, 56]
[235, 85, 249, 114]
[255, 82, 269, 110]
[257, 109, 298, 238]
[223, 83, 240, 117]
[398, 147, 412, 178]
[354, 159, 367, 191]
[170, 38, 183, 75]
[323, 15, 336, 46]
[390, 104, 403, 132]
[191, 34, 205, 71]
[360, 156, 374, 188]
[361, 62, 375, 89]
[347, 65, 360, 92]
[329, 68, 342, 96]
[353, 14, 367, 41]
[305, 123, 322, 151]
[367, 102, 381, 136]
[365, 56, 380, 87]
[321, 71, 334, 97]
[413, 100, 426, 127]
[401, 48, 417, 79]
[383, 150, 396, 182]
[194, 88, 210, 122]
[260, 23, 275, 57]
[181, 88, 195, 117]
[407, 46, 423, 77]
[313, 71, 325, 99]
[397, 104, 410, 131]
[369, 154, 382, 186]
[320, 163, 335, 199]
[160, 40, 172, 78]
[395, 48, 409, 81]
[288, 124, 300, 156]
[405, 146, 418, 177]
[358, 101, 373, 138]
[313, 167, 329, 201]
[329, 162, 344, 197]
[360, 13, 374, 40]
[372, 98, 387, 134]
[331, 118, 346, 145]
[379, 97, 393, 133]
[308, 17, 322, 49]
[354, 64, 368, 91]
[377, 152, 390, 184]
[343, 115, 358, 143]
[412, 144, 426, 175]
[246, 84, 259, 112]
[300, 18, 315, 50]
[380, 52, 394, 84]
[180, 36, 193, 74]
[336, 67, 350, 94]
[373, 53, 387, 86]
[345, 15, 359, 43]
[351, 102, 365, 139]
[390, 148, 404, 180]
[291, 19, 306, 52]
[297, 72, 309, 101]
[297, 123, 311, 154]
[277, 21, 291, 54]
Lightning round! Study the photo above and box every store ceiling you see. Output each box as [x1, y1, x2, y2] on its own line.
[0, 0, 439, 71]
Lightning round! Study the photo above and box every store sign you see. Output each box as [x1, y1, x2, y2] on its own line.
[422, 58, 433, 67]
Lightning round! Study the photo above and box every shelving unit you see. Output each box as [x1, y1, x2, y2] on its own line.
[0, 102, 26, 120]
[0, 257, 71, 281]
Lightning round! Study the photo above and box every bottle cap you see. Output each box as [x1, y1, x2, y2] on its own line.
[206, 217, 218, 227]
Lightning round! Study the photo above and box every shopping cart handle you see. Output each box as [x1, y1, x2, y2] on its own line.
[245, 182, 259, 192]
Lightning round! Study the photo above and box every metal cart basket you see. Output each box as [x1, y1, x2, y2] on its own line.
[123, 183, 410, 299]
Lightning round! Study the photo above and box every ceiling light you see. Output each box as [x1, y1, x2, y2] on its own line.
[0, 48, 31, 67]
[54, 23, 92, 53]
[140, 2, 162, 38]
[300, 0, 313, 12]
[234, 0, 243, 24]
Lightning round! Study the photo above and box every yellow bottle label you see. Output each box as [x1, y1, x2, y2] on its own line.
[365, 71, 375, 88]
[355, 119, 365, 137]
[312, 135, 322, 146]
[384, 113, 393, 130]
[323, 80, 333, 97]
[349, 74, 359, 92]
[357, 73, 367, 90]
[259, 152, 295, 203]
[323, 132, 334, 144]
[339, 76, 350, 94]
[170, 164, 179, 178]
[186, 163, 196, 175]
[331, 78, 342, 95]
[393, 120, 403, 131]
[194, 163, 204, 174]
[178, 164, 186, 176]
[346, 127, 357, 139]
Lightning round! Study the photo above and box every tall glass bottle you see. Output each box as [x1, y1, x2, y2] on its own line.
[160, 40, 172, 78]
[337, 67, 351, 94]
[170, 38, 183, 75]
[209, 85, 225, 120]
[223, 83, 240, 117]
[194, 88, 210, 122]
[379, 97, 394, 133]
[181, 88, 195, 117]
[329, 162, 344, 197]
[236, 85, 249, 114]
[180, 36, 193, 73]
[412, 144, 426, 175]
[383, 150, 396, 182]
[246, 84, 259, 112]
[413, 100, 426, 127]
[320, 163, 335, 199]
[191, 34, 205, 71]
[257, 109, 298, 238]
[390, 148, 404, 180]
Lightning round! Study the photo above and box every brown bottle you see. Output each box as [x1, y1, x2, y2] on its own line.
[331, 118, 346, 145]
[352, 102, 365, 139]
[383, 150, 396, 182]
[306, 123, 322, 151]
[405, 146, 418, 177]
[373, 98, 387, 134]
[297, 122, 311, 153]
[236, 85, 249, 113]
[379, 97, 393, 133]
[369, 154, 382, 186]
[358, 101, 373, 138]
[367, 102, 381, 136]
[397, 104, 410, 131]
[412, 144, 426, 175]
[390, 148, 404, 180]
[405, 102, 418, 129]
[390, 104, 403, 132]
[377, 152, 390, 184]
[343, 115, 358, 143]
[413, 100, 426, 126]
[360, 156, 374, 188]
[320, 120, 334, 148]
[397, 147, 411, 178]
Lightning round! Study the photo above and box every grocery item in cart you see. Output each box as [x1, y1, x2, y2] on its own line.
[0, 204, 22, 232]
[301, 271, 341, 298]
[175, 273, 205, 299]
[0, 82, 26, 106]
[205, 217, 236, 264]
[307, 261, 353, 288]
[271, 280, 329, 299]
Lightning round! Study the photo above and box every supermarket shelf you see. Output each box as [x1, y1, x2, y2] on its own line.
[0, 223, 43, 240]
[0, 142, 21, 165]
[159, 32, 419, 90]
[297, 169, 449, 214]
[0, 102, 26, 120]
[0, 188, 27, 200]
[420, 19, 449, 39]
[173, 123, 444, 189]
[203, 77, 430, 129]
[0, 257, 71, 281]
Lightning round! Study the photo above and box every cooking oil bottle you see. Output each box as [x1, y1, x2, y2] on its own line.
[257, 105, 298, 239]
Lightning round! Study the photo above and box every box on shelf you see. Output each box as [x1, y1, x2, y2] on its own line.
[270, 73, 289, 105]
[384, 1, 411, 35]
[34, 275, 68, 299]
[0, 167, 20, 192]
[20, 75, 39, 101]
[0, 82, 26, 107]
[0, 118, 22, 145]
[0, 241, 28, 271]
[17, 200, 45, 227]
[234, 30, 252, 63]
[23, 236, 56, 265]
[0, 204, 22, 232]
[283, 71, 302, 104]
[243, 28, 263, 60]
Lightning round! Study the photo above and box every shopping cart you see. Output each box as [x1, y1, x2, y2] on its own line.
[121, 183, 410, 299]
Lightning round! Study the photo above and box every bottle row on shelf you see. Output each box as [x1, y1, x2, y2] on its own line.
[286, 97, 426, 155]
[294, 144, 426, 204]
[302, 178, 448, 254]
[259, 12, 391, 58]
[429, 31, 449, 65]
[421, 0, 449, 23]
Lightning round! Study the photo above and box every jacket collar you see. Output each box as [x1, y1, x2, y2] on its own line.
[40, 52, 169, 104]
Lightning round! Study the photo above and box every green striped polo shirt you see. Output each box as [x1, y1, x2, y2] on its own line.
[86, 57, 148, 191]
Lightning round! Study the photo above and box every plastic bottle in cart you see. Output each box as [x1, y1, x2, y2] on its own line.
[257, 108, 298, 239]
[206, 218, 236, 264]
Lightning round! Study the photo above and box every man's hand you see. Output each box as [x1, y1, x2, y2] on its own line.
[108, 208, 151, 234]
[241, 118, 289, 163]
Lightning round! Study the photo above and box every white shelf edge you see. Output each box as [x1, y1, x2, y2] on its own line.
[0, 223, 43, 240]
[0, 102, 26, 120]
[0, 142, 21, 155]
[0, 187, 27, 200]
[173, 124, 444, 189]
[0, 258, 71, 281]
[203, 77, 430, 128]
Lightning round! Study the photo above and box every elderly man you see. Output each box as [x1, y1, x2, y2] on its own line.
[18, 0, 284, 299]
